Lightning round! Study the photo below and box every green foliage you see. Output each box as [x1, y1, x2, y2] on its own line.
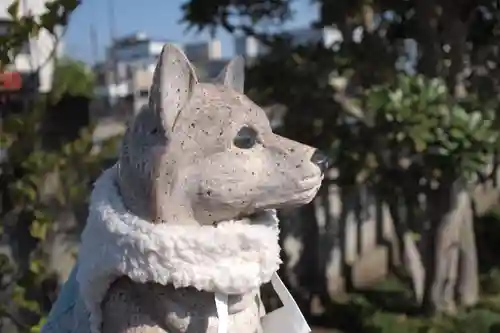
[29, 317, 47, 333]
[366, 311, 425, 333]
[325, 277, 500, 333]
[51, 57, 95, 102]
[361, 308, 500, 333]
[181, 0, 293, 35]
[324, 73, 500, 195]
[0, 0, 80, 67]
[363, 74, 499, 180]
[0, 100, 120, 330]
[0, 1, 118, 331]
[305, 207, 500, 333]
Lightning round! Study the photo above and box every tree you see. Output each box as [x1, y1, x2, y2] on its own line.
[51, 57, 95, 102]
[0, 1, 122, 332]
[0, 0, 80, 69]
[180, 0, 500, 316]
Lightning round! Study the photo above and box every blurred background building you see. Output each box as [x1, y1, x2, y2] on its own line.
[0, 0, 64, 169]
[0, 0, 63, 94]
[91, 32, 228, 120]
[235, 26, 343, 59]
[90, 26, 344, 139]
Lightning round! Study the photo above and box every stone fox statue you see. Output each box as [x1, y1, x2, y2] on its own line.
[42, 43, 328, 333]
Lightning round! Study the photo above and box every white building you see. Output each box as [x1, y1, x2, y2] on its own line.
[0, 0, 63, 93]
[184, 40, 222, 62]
[234, 26, 343, 58]
[93, 32, 166, 115]
[94, 33, 226, 117]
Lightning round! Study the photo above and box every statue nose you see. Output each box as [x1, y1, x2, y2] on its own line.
[310, 150, 330, 173]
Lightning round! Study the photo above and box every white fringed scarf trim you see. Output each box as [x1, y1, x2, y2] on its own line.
[76, 165, 281, 333]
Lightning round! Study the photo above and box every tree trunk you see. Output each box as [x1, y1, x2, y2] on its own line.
[339, 185, 356, 291]
[429, 203, 461, 314]
[457, 189, 479, 307]
[441, 3, 470, 98]
[423, 180, 479, 313]
[404, 232, 426, 304]
[415, 0, 441, 77]
[316, 179, 345, 298]
[361, 3, 375, 34]
[386, 191, 425, 303]
[278, 199, 320, 317]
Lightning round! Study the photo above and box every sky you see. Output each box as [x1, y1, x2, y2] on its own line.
[64, 0, 318, 64]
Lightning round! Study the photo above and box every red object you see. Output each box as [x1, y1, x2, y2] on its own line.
[0, 71, 22, 90]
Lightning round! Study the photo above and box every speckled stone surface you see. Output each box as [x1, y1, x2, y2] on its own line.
[43, 43, 325, 333]
[117, 44, 324, 227]
[103, 277, 264, 333]
[105, 43, 324, 333]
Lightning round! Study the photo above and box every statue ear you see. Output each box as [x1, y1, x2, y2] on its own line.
[149, 43, 199, 132]
[214, 56, 245, 93]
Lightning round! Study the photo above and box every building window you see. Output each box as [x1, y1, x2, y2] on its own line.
[126, 65, 134, 80]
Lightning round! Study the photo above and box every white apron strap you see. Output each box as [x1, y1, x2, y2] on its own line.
[214, 273, 311, 333]
[215, 292, 228, 333]
[261, 273, 311, 333]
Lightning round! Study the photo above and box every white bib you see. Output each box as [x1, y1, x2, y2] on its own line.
[215, 273, 311, 333]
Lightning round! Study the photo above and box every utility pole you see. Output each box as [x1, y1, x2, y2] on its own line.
[108, 0, 117, 43]
[108, 0, 117, 85]
[90, 24, 99, 66]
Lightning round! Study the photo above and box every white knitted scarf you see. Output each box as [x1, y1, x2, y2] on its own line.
[76, 165, 282, 333]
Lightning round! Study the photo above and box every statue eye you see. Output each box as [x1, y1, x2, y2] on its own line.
[233, 126, 258, 149]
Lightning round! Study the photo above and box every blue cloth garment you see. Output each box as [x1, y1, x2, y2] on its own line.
[42, 264, 91, 333]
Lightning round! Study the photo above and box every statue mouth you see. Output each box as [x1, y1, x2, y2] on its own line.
[210, 175, 323, 228]
[213, 209, 277, 227]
